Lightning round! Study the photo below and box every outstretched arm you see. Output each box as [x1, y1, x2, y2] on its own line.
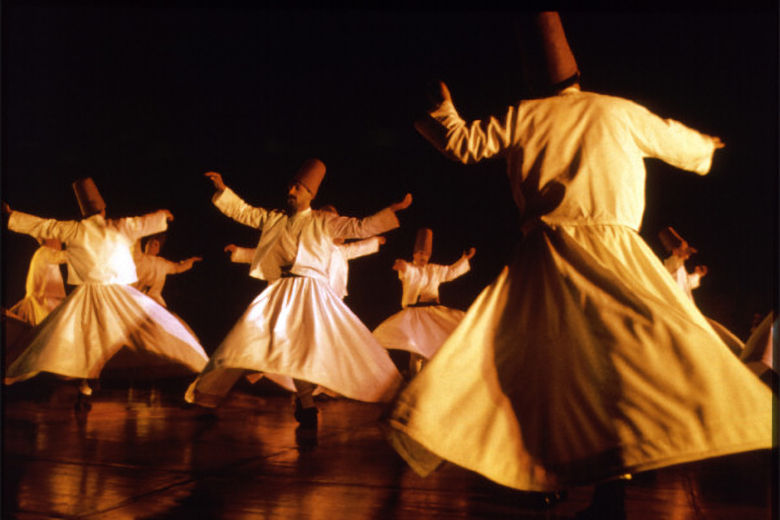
[440, 247, 475, 282]
[225, 244, 255, 264]
[414, 81, 515, 165]
[173, 256, 203, 274]
[341, 236, 385, 260]
[114, 210, 172, 242]
[5, 207, 80, 243]
[207, 172, 268, 229]
[327, 193, 413, 240]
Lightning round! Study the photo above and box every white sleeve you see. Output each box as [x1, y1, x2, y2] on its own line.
[414, 99, 516, 165]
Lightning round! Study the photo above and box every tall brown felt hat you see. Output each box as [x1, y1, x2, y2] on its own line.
[414, 228, 433, 257]
[291, 158, 326, 197]
[72, 177, 106, 217]
[658, 226, 697, 255]
[517, 12, 580, 94]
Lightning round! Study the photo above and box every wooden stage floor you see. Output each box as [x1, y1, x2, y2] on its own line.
[2, 377, 777, 519]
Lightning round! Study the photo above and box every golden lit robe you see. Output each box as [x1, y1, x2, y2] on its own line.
[186, 189, 403, 405]
[5, 211, 209, 384]
[373, 257, 470, 358]
[9, 245, 67, 325]
[387, 88, 773, 491]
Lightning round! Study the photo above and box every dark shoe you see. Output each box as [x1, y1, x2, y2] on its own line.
[74, 393, 92, 414]
[295, 425, 318, 449]
[294, 400, 318, 428]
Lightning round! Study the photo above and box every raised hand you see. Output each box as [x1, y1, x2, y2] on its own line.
[464, 247, 476, 260]
[426, 80, 452, 107]
[390, 193, 413, 212]
[162, 209, 174, 221]
[708, 136, 725, 149]
[224, 244, 237, 253]
[205, 171, 226, 191]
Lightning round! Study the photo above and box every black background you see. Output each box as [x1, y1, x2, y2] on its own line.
[3, 5, 777, 351]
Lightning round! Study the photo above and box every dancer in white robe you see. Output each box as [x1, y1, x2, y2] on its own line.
[741, 311, 776, 388]
[2, 178, 209, 395]
[224, 227, 384, 394]
[373, 228, 475, 375]
[320, 205, 386, 301]
[186, 159, 410, 429]
[386, 12, 773, 495]
[658, 226, 744, 355]
[132, 234, 202, 308]
[9, 238, 67, 325]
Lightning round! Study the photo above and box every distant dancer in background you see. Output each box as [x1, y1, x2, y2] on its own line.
[320, 204, 386, 301]
[740, 310, 777, 391]
[658, 226, 744, 355]
[658, 226, 707, 302]
[373, 228, 475, 377]
[9, 237, 68, 325]
[132, 233, 202, 308]
[2, 178, 209, 406]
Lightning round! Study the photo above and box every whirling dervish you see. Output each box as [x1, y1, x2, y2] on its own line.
[373, 227, 475, 376]
[385, 12, 772, 502]
[3, 178, 209, 402]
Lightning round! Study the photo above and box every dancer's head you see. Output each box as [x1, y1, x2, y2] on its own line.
[287, 159, 325, 213]
[143, 234, 166, 256]
[517, 11, 580, 96]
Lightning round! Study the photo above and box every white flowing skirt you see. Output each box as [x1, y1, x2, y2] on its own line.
[373, 305, 465, 358]
[4, 284, 209, 384]
[186, 276, 402, 406]
[386, 224, 773, 491]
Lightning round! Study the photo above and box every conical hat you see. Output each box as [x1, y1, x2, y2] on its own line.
[517, 12, 580, 94]
[72, 177, 106, 217]
[291, 158, 326, 197]
[414, 228, 433, 256]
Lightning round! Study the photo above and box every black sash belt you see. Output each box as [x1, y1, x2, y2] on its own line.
[408, 301, 439, 308]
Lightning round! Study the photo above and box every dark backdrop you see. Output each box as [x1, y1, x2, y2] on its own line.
[3, 6, 777, 351]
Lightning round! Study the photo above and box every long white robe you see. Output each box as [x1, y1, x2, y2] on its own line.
[226, 238, 382, 393]
[373, 257, 470, 358]
[5, 211, 209, 384]
[185, 190, 402, 406]
[9, 245, 67, 325]
[388, 88, 773, 491]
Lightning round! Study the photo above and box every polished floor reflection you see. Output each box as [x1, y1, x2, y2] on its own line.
[2, 377, 776, 519]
